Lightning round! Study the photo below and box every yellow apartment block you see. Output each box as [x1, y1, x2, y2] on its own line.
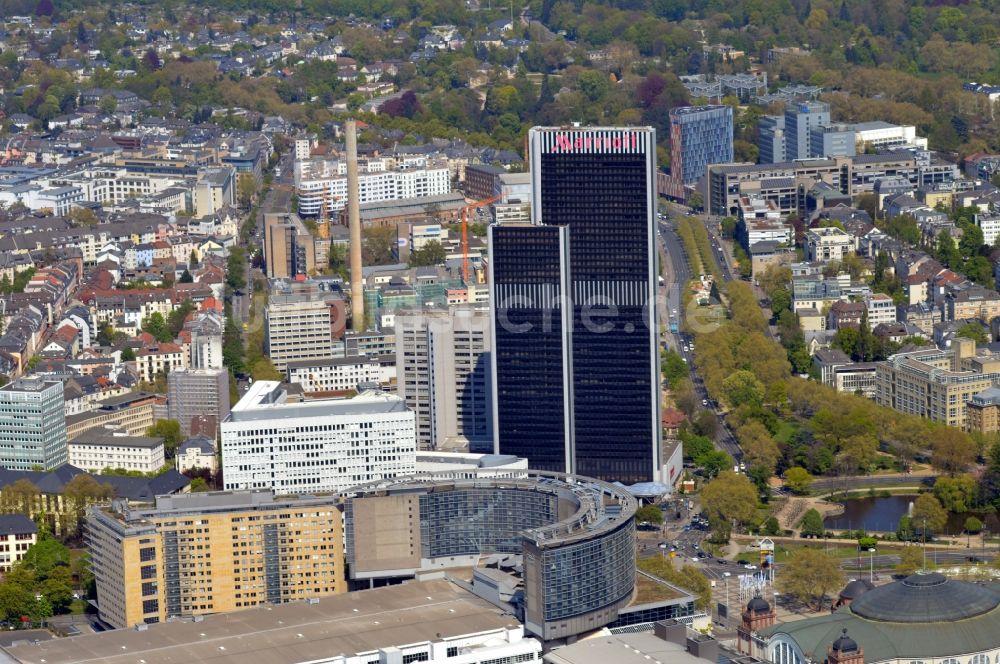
[86, 491, 345, 629]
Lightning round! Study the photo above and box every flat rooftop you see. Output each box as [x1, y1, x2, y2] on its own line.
[286, 356, 383, 370]
[67, 433, 163, 449]
[544, 630, 707, 664]
[226, 382, 408, 422]
[0, 377, 59, 393]
[0, 580, 520, 664]
[415, 452, 524, 469]
[632, 573, 687, 604]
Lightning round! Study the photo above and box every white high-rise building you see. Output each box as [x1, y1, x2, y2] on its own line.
[185, 312, 225, 370]
[395, 305, 492, 451]
[294, 137, 312, 160]
[977, 213, 1000, 247]
[221, 382, 416, 494]
[865, 293, 897, 327]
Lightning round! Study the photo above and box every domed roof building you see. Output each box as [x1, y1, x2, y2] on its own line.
[830, 628, 859, 654]
[834, 579, 874, 608]
[757, 572, 1000, 664]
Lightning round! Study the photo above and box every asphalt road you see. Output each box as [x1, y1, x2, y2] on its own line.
[232, 150, 293, 335]
[657, 215, 743, 462]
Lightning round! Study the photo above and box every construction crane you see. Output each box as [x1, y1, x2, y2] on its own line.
[461, 195, 500, 285]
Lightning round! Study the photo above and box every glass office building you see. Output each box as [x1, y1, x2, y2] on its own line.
[490, 127, 661, 483]
[0, 378, 67, 471]
[344, 471, 638, 642]
[669, 106, 734, 186]
[785, 100, 830, 160]
[419, 488, 559, 557]
[488, 223, 571, 473]
[758, 115, 786, 164]
[526, 518, 635, 624]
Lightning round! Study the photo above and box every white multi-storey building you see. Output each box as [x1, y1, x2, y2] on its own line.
[0, 378, 68, 471]
[294, 156, 451, 217]
[67, 431, 166, 473]
[287, 356, 394, 393]
[0, 515, 37, 572]
[189, 327, 223, 370]
[850, 121, 928, 150]
[804, 226, 853, 263]
[294, 137, 312, 160]
[865, 292, 897, 327]
[221, 382, 416, 494]
[977, 213, 1000, 247]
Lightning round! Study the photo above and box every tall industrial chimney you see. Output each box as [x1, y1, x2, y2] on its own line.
[346, 120, 364, 332]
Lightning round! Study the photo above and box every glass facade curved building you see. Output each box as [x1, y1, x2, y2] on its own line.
[344, 471, 637, 641]
[419, 488, 560, 557]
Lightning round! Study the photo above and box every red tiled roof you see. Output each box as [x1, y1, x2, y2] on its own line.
[137, 342, 182, 355]
[200, 296, 223, 312]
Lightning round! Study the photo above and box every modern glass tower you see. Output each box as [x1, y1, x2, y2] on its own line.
[670, 106, 734, 184]
[488, 223, 572, 473]
[0, 377, 67, 471]
[785, 100, 830, 160]
[490, 127, 661, 483]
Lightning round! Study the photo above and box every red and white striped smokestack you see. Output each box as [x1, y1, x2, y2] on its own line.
[346, 120, 364, 332]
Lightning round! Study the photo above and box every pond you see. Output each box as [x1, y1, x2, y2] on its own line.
[823, 495, 1000, 535]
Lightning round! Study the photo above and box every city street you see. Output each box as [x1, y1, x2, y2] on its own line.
[657, 215, 742, 461]
[232, 150, 292, 336]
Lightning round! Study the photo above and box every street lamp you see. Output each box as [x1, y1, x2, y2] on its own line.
[922, 518, 928, 571]
[868, 547, 876, 583]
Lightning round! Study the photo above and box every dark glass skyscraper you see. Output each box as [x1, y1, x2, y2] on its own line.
[490, 127, 661, 484]
[488, 223, 572, 473]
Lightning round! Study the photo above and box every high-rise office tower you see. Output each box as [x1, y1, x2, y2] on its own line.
[263, 212, 316, 279]
[395, 305, 492, 451]
[662, 106, 733, 199]
[0, 378, 67, 470]
[785, 100, 831, 160]
[184, 311, 225, 370]
[758, 115, 786, 164]
[264, 285, 338, 371]
[489, 223, 571, 472]
[490, 127, 661, 483]
[809, 123, 856, 159]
